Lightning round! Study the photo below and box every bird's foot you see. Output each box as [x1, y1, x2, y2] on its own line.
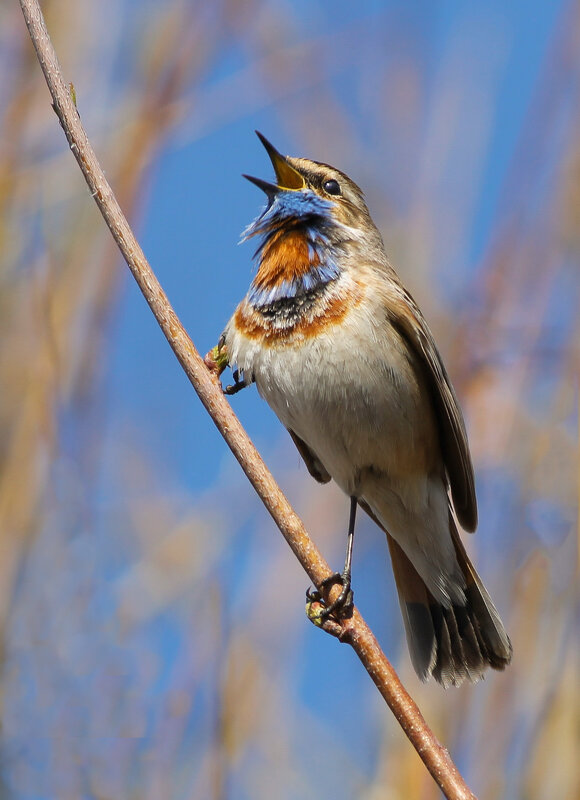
[306, 572, 354, 622]
[224, 368, 246, 395]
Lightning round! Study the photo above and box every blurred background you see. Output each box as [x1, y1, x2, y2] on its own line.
[0, 1, 578, 798]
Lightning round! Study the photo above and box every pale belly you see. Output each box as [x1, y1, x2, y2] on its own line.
[225, 298, 440, 497]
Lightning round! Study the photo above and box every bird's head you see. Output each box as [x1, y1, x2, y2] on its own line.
[242, 132, 376, 242]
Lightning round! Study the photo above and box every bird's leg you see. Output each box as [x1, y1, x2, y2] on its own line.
[308, 496, 357, 619]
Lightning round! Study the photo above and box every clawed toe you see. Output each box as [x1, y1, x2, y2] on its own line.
[224, 369, 246, 395]
[307, 572, 354, 620]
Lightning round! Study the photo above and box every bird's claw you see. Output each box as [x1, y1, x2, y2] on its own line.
[306, 572, 354, 621]
[224, 368, 246, 395]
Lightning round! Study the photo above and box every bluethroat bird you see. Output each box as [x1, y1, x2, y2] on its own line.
[214, 132, 512, 687]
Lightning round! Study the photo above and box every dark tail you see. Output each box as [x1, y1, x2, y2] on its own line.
[386, 520, 512, 687]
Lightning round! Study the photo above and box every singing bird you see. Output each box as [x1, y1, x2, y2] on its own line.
[215, 132, 512, 686]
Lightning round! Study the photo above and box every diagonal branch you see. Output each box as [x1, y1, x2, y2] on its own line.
[18, 2, 476, 798]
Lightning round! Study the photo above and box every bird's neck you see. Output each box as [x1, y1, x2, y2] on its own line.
[247, 223, 340, 309]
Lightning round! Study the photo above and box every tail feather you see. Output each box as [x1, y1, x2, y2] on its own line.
[386, 523, 512, 687]
[450, 521, 513, 671]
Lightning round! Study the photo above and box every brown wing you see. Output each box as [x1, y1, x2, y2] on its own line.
[288, 429, 331, 484]
[386, 288, 477, 532]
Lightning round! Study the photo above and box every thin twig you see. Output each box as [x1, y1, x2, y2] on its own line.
[18, 2, 476, 798]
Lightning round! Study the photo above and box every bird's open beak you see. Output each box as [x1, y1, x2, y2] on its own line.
[243, 131, 305, 196]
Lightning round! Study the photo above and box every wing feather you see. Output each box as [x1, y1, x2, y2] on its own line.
[385, 287, 477, 531]
[288, 429, 331, 484]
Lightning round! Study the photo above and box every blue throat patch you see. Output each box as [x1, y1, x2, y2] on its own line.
[242, 189, 341, 308]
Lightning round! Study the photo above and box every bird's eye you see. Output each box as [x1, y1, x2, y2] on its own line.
[323, 178, 341, 195]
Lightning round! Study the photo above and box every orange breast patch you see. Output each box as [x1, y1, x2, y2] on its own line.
[253, 229, 318, 294]
[234, 280, 364, 345]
